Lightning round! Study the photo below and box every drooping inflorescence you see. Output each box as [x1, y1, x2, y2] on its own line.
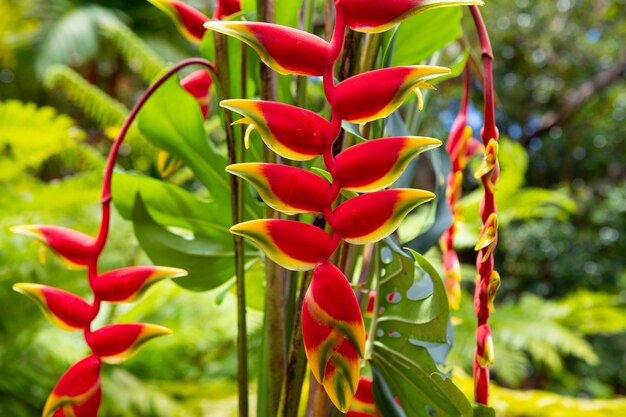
[205, 0, 483, 410]
[11, 58, 218, 417]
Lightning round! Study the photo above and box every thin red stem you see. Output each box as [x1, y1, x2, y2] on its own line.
[93, 58, 216, 260]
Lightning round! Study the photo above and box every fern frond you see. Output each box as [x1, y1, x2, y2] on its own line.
[100, 20, 166, 83]
[0, 99, 86, 182]
[43, 64, 129, 128]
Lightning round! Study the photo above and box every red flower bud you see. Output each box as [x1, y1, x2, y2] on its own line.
[214, 0, 241, 20]
[181, 70, 213, 118]
[148, 0, 209, 43]
[330, 189, 435, 244]
[11, 225, 95, 267]
[230, 220, 336, 271]
[87, 323, 172, 364]
[336, 0, 484, 33]
[205, 21, 332, 76]
[332, 66, 450, 124]
[92, 266, 187, 303]
[302, 263, 365, 412]
[333, 137, 441, 192]
[347, 377, 379, 417]
[476, 324, 494, 368]
[227, 163, 331, 214]
[13, 283, 94, 331]
[43, 355, 101, 417]
[221, 99, 334, 160]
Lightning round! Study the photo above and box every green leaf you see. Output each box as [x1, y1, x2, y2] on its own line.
[275, 0, 304, 28]
[404, 147, 453, 252]
[370, 248, 472, 417]
[392, 7, 463, 66]
[131, 194, 239, 292]
[112, 171, 231, 239]
[372, 365, 406, 417]
[137, 76, 231, 204]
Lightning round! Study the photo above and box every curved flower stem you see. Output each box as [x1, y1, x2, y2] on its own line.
[94, 57, 216, 258]
[469, 5, 499, 406]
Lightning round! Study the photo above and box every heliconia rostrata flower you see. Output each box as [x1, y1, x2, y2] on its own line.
[203, 0, 481, 409]
[11, 3, 229, 412]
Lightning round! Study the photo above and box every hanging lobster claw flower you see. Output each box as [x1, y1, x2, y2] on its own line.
[476, 324, 494, 368]
[43, 355, 102, 417]
[13, 283, 93, 331]
[330, 189, 435, 244]
[332, 66, 450, 124]
[227, 163, 331, 214]
[302, 263, 366, 412]
[486, 271, 501, 313]
[148, 0, 209, 43]
[474, 138, 499, 193]
[87, 323, 172, 364]
[214, 0, 241, 20]
[336, 0, 484, 33]
[333, 137, 441, 192]
[52, 386, 101, 417]
[11, 225, 95, 267]
[204, 21, 331, 76]
[230, 220, 335, 271]
[92, 266, 187, 303]
[474, 212, 498, 261]
[221, 100, 333, 160]
[347, 377, 379, 417]
[181, 69, 213, 118]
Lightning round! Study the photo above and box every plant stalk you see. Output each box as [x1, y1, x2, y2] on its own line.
[213, 31, 249, 417]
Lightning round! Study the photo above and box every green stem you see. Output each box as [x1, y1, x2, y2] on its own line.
[213, 31, 249, 417]
[295, 0, 316, 108]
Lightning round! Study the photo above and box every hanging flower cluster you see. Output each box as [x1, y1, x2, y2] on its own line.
[440, 67, 481, 310]
[12, 206, 186, 417]
[203, 0, 486, 410]
[469, 5, 500, 406]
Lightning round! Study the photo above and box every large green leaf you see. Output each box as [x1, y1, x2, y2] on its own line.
[112, 171, 231, 239]
[370, 248, 472, 417]
[137, 76, 231, 205]
[131, 194, 241, 292]
[392, 7, 463, 66]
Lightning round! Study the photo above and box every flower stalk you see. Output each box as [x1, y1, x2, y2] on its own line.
[470, 5, 500, 406]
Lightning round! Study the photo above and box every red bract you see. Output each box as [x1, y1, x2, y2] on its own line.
[336, 0, 483, 33]
[347, 377, 380, 417]
[330, 189, 434, 244]
[302, 263, 365, 412]
[227, 163, 331, 214]
[230, 220, 337, 271]
[181, 70, 213, 118]
[332, 66, 450, 123]
[214, 0, 241, 20]
[11, 225, 95, 267]
[148, 0, 209, 43]
[87, 323, 172, 364]
[205, 21, 331, 76]
[92, 266, 187, 303]
[333, 137, 441, 192]
[43, 355, 101, 417]
[13, 283, 94, 331]
[221, 99, 334, 160]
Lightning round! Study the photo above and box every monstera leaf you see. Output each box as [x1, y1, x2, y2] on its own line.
[369, 247, 472, 417]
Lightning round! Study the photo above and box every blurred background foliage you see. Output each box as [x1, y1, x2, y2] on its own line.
[1, 0, 625, 416]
